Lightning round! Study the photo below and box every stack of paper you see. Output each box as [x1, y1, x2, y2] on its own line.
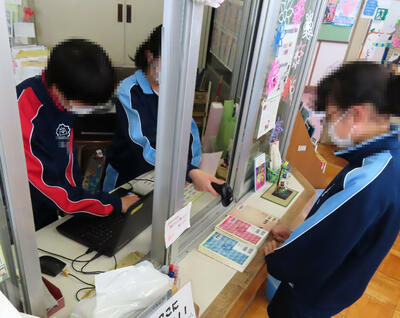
[198, 212, 268, 271]
[12, 45, 49, 84]
[199, 231, 257, 272]
[216, 215, 268, 248]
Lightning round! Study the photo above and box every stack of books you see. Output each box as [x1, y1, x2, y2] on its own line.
[199, 216, 268, 272]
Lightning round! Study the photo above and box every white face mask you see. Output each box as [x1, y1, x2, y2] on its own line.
[70, 106, 95, 115]
[328, 109, 356, 149]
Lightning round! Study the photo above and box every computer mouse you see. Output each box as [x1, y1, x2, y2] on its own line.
[39, 255, 66, 277]
[211, 182, 233, 207]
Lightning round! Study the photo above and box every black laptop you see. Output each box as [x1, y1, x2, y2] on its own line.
[56, 185, 153, 257]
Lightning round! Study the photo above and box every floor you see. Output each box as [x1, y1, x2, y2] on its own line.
[242, 234, 400, 318]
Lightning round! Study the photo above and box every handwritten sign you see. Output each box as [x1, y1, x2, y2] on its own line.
[165, 202, 191, 248]
[150, 282, 196, 318]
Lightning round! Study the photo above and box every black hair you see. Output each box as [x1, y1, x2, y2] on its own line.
[45, 39, 115, 105]
[132, 25, 162, 70]
[316, 61, 400, 116]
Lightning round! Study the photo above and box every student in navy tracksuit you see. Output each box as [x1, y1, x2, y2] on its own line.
[264, 62, 400, 317]
[17, 39, 139, 230]
[104, 25, 223, 195]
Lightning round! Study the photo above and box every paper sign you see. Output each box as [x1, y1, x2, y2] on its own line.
[13, 22, 35, 38]
[165, 203, 191, 248]
[149, 282, 196, 318]
[257, 95, 281, 139]
[0, 292, 21, 318]
[361, 0, 378, 18]
[268, 25, 299, 97]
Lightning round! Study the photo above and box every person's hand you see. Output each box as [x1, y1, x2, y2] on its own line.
[270, 224, 292, 243]
[188, 169, 224, 196]
[121, 194, 140, 213]
[264, 239, 281, 256]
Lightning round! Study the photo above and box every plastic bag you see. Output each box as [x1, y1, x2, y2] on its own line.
[71, 261, 173, 318]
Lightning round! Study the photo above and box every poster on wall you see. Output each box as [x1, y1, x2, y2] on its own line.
[332, 0, 363, 27]
[323, 0, 339, 23]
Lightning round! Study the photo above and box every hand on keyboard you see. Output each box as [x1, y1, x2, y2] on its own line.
[121, 194, 140, 213]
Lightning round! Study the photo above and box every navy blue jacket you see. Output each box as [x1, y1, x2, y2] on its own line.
[104, 70, 201, 191]
[266, 128, 400, 316]
[17, 75, 121, 230]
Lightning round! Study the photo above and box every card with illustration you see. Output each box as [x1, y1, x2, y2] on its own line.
[254, 153, 266, 191]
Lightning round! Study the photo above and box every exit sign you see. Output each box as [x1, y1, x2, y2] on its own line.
[375, 8, 388, 21]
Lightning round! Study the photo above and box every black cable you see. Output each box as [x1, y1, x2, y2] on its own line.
[38, 248, 92, 263]
[71, 250, 96, 273]
[75, 287, 95, 302]
[78, 253, 104, 275]
[113, 255, 117, 270]
[67, 273, 95, 287]
[73, 252, 111, 275]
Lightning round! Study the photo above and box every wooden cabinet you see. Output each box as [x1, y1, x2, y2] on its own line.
[33, 0, 163, 66]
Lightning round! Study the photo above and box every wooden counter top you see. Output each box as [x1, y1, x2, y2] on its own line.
[201, 168, 316, 317]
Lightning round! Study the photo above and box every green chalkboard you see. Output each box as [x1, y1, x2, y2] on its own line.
[318, 24, 353, 43]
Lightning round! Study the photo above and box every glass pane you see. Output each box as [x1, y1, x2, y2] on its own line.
[240, 0, 323, 196]
[184, 0, 250, 222]
[0, 166, 27, 311]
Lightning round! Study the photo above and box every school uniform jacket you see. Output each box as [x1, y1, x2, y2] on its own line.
[17, 74, 121, 230]
[104, 70, 202, 190]
[266, 127, 400, 317]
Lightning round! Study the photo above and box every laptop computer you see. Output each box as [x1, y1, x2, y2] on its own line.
[56, 182, 153, 257]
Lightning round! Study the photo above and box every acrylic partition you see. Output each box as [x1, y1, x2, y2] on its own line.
[0, 2, 46, 316]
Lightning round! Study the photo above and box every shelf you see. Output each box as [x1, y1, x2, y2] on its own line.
[210, 50, 233, 72]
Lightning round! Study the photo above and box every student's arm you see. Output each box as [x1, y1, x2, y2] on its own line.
[117, 89, 202, 180]
[117, 90, 157, 166]
[186, 119, 202, 176]
[265, 181, 383, 286]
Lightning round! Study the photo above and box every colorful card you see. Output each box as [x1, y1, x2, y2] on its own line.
[254, 153, 266, 191]
[199, 231, 256, 272]
[216, 216, 268, 247]
[228, 203, 280, 232]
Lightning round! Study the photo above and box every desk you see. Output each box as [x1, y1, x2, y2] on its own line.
[36, 218, 152, 318]
[177, 168, 315, 317]
[36, 168, 313, 318]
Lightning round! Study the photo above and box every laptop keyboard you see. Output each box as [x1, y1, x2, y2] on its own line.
[70, 213, 127, 250]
